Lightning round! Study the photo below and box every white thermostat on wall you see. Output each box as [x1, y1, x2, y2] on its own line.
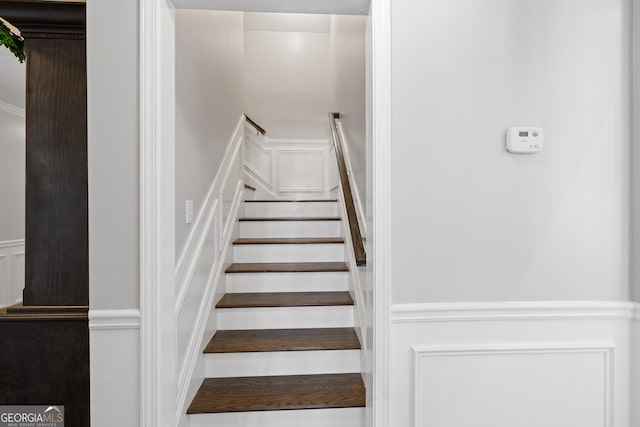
[506, 127, 544, 154]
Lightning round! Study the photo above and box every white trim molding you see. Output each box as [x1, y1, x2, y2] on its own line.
[371, 0, 392, 425]
[0, 101, 25, 118]
[391, 301, 636, 323]
[412, 343, 615, 427]
[0, 239, 25, 249]
[174, 116, 246, 421]
[634, 302, 640, 321]
[389, 300, 631, 427]
[89, 309, 142, 330]
[140, 0, 176, 426]
[243, 125, 334, 199]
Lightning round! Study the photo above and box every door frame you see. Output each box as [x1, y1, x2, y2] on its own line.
[138, 1, 392, 425]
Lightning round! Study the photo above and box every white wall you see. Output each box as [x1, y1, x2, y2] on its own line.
[87, 0, 142, 425]
[88, 0, 141, 311]
[175, 10, 244, 257]
[0, 110, 25, 242]
[331, 15, 367, 203]
[244, 12, 333, 139]
[391, 0, 631, 303]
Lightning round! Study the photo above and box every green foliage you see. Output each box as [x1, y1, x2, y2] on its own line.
[0, 20, 25, 63]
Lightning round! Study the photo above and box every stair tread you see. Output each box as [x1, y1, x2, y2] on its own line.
[187, 373, 365, 414]
[239, 217, 341, 221]
[205, 328, 361, 353]
[244, 199, 338, 203]
[225, 262, 349, 273]
[216, 292, 354, 308]
[234, 237, 344, 245]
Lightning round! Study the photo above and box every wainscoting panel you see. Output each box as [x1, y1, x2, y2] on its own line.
[243, 124, 336, 199]
[89, 309, 140, 427]
[0, 240, 25, 308]
[277, 150, 325, 193]
[175, 116, 245, 421]
[414, 345, 611, 427]
[389, 302, 632, 427]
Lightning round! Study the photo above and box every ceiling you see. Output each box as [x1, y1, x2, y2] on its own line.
[0, 0, 370, 109]
[173, 0, 370, 15]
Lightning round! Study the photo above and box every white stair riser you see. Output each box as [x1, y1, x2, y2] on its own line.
[216, 306, 354, 330]
[204, 349, 361, 377]
[226, 272, 349, 293]
[233, 243, 344, 263]
[245, 202, 338, 218]
[189, 407, 365, 427]
[239, 221, 342, 238]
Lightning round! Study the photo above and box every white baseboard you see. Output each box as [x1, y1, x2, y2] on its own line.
[0, 239, 25, 308]
[389, 301, 631, 427]
[89, 309, 141, 427]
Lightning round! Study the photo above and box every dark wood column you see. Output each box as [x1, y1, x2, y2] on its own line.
[0, 1, 88, 306]
[0, 3, 89, 426]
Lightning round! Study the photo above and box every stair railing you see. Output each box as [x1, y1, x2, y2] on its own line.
[245, 114, 266, 136]
[328, 113, 366, 266]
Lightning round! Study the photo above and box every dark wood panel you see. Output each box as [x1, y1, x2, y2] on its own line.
[233, 237, 344, 245]
[239, 217, 341, 222]
[225, 262, 349, 274]
[0, 317, 89, 427]
[23, 34, 88, 306]
[205, 328, 361, 353]
[187, 373, 365, 414]
[0, 1, 85, 37]
[216, 292, 354, 308]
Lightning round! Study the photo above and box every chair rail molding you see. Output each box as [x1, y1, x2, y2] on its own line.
[391, 301, 636, 323]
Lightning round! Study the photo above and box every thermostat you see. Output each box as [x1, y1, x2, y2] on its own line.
[506, 127, 543, 154]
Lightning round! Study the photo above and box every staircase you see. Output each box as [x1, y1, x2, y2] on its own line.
[187, 199, 366, 427]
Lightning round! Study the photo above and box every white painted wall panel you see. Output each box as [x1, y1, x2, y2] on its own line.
[0, 240, 24, 308]
[390, 0, 631, 303]
[414, 347, 609, 427]
[277, 150, 325, 192]
[389, 303, 630, 427]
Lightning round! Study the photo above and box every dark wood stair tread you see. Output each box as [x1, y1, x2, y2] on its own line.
[245, 199, 337, 203]
[205, 328, 361, 353]
[239, 217, 341, 221]
[187, 373, 365, 414]
[225, 262, 348, 273]
[233, 237, 344, 245]
[216, 292, 353, 308]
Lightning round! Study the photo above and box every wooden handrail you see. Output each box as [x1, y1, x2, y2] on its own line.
[328, 113, 366, 266]
[245, 114, 266, 135]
